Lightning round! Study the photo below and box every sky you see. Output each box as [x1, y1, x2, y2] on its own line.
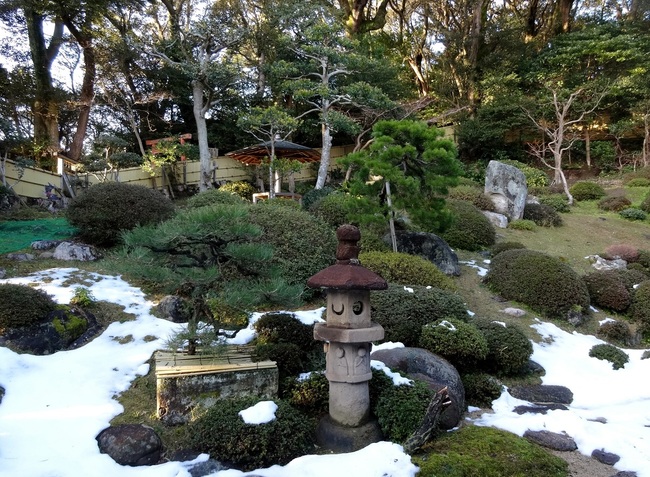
[0, 267, 649, 477]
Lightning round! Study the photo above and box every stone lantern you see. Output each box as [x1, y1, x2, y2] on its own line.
[307, 224, 387, 451]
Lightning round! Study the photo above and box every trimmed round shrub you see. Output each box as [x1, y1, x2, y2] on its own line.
[629, 280, 650, 332]
[419, 318, 489, 371]
[622, 167, 650, 184]
[302, 186, 335, 210]
[254, 342, 306, 379]
[186, 397, 315, 470]
[254, 312, 315, 352]
[523, 203, 563, 227]
[358, 223, 392, 253]
[508, 219, 536, 231]
[248, 204, 337, 293]
[538, 195, 570, 213]
[0, 284, 58, 331]
[618, 268, 650, 290]
[619, 208, 647, 221]
[187, 189, 246, 208]
[219, 181, 257, 201]
[447, 185, 496, 212]
[598, 196, 632, 212]
[359, 251, 456, 291]
[371, 283, 469, 346]
[474, 320, 533, 376]
[461, 372, 503, 408]
[373, 379, 433, 443]
[588, 343, 629, 370]
[583, 270, 631, 312]
[597, 320, 632, 346]
[626, 177, 650, 187]
[66, 182, 175, 245]
[285, 372, 329, 416]
[441, 200, 496, 251]
[491, 241, 526, 257]
[603, 244, 640, 262]
[636, 249, 650, 271]
[484, 249, 590, 319]
[308, 192, 350, 228]
[641, 191, 650, 213]
[569, 181, 606, 201]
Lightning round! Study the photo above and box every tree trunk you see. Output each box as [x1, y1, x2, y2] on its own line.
[644, 113, 649, 167]
[315, 123, 332, 189]
[192, 80, 213, 191]
[585, 128, 591, 168]
[66, 37, 96, 162]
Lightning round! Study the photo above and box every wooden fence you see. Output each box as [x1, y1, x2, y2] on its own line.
[2, 145, 355, 200]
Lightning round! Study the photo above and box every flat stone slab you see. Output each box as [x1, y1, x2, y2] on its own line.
[592, 449, 621, 466]
[513, 403, 569, 415]
[523, 430, 577, 451]
[509, 384, 573, 404]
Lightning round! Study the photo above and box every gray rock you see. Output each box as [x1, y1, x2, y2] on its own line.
[610, 472, 637, 477]
[53, 242, 101, 261]
[513, 403, 569, 415]
[526, 360, 546, 375]
[155, 295, 192, 323]
[509, 384, 573, 404]
[6, 253, 35, 261]
[586, 255, 628, 271]
[591, 449, 620, 466]
[31, 240, 60, 250]
[502, 307, 526, 317]
[186, 459, 228, 477]
[371, 347, 464, 429]
[39, 252, 55, 259]
[0, 268, 5, 279]
[523, 429, 577, 451]
[484, 160, 528, 220]
[383, 231, 460, 276]
[0, 385, 4, 404]
[96, 424, 162, 466]
[482, 211, 509, 229]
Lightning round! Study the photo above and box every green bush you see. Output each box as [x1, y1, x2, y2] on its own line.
[359, 251, 456, 291]
[598, 196, 632, 212]
[490, 241, 526, 257]
[66, 182, 175, 245]
[588, 343, 629, 370]
[186, 397, 315, 470]
[508, 219, 536, 230]
[582, 270, 631, 312]
[441, 200, 496, 251]
[254, 312, 315, 352]
[569, 181, 606, 201]
[358, 223, 392, 253]
[419, 318, 489, 371]
[371, 284, 469, 346]
[302, 186, 335, 210]
[523, 203, 563, 227]
[0, 284, 58, 331]
[641, 191, 650, 213]
[248, 204, 337, 294]
[538, 195, 570, 213]
[626, 178, 650, 187]
[308, 192, 351, 228]
[219, 181, 257, 201]
[596, 320, 632, 346]
[254, 342, 306, 379]
[415, 426, 568, 477]
[499, 160, 550, 188]
[447, 185, 496, 212]
[629, 281, 650, 332]
[373, 379, 434, 443]
[622, 167, 650, 184]
[285, 372, 329, 416]
[474, 320, 533, 376]
[603, 243, 639, 262]
[461, 372, 503, 408]
[186, 189, 246, 208]
[484, 249, 590, 319]
[619, 207, 647, 221]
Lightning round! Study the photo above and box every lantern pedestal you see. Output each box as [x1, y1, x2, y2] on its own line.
[316, 415, 383, 453]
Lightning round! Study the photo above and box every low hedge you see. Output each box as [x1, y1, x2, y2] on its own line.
[359, 251, 456, 291]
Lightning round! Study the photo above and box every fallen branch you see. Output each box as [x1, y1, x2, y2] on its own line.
[403, 386, 451, 454]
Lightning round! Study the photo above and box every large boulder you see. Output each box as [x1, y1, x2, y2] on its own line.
[155, 295, 192, 323]
[384, 231, 460, 276]
[371, 347, 465, 429]
[53, 241, 101, 261]
[484, 161, 528, 220]
[96, 424, 162, 466]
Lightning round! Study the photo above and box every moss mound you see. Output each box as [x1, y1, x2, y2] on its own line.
[419, 318, 488, 371]
[415, 426, 568, 477]
[484, 249, 590, 319]
[474, 320, 533, 376]
[441, 200, 496, 251]
[371, 283, 469, 346]
[0, 284, 58, 332]
[589, 343, 629, 370]
[569, 181, 606, 201]
[359, 251, 456, 291]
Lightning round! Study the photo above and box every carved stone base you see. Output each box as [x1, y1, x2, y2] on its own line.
[316, 415, 383, 453]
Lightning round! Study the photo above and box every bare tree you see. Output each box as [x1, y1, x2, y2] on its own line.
[524, 85, 606, 204]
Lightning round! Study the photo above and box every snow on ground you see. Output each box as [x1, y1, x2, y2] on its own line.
[1, 268, 649, 476]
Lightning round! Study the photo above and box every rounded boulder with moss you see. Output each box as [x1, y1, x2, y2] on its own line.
[484, 249, 590, 320]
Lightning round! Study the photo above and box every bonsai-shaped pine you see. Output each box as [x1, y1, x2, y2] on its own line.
[340, 120, 462, 248]
[112, 203, 303, 355]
